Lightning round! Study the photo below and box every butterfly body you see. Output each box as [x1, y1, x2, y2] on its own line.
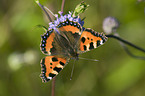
[40, 13, 108, 82]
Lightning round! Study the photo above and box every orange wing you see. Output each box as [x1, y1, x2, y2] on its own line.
[79, 28, 108, 52]
[59, 25, 81, 34]
[40, 30, 56, 55]
[40, 20, 83, 55]
[57, 20, 83, 47]
[40, 56, 69, 82]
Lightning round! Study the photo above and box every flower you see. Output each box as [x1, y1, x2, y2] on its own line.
[103, 17, 119, 34]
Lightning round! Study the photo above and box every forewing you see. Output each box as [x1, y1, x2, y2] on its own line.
[40, 56, 70, 82]
[57, 19, 83, 48]
[40, 29, 67, 56]
[40, 30, 55, 55]
[79, 28, 108, 52]
[40, 19, 83, 56]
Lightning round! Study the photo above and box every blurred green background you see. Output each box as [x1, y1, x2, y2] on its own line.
[0, 0, 145, 96]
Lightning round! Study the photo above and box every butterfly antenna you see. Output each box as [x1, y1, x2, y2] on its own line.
[35, 0, 56, 22]
[79, 57, 99, 62]
[70, 59, 76, 80]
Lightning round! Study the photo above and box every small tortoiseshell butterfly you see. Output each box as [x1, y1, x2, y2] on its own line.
[40, 12, 108, 82]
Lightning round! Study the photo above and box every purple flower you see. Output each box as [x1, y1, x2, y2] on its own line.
[48, 12, 85, 33]
[78, 18, 84, 26]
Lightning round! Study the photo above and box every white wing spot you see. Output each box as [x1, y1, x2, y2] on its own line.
[56, 64, 63, 68]
[52, 70, 58, 75]
[94, 42, 97, 48]
[86, 44, 90, 50]
[100, 40, 103, 45]
[47, 77, 52, 80]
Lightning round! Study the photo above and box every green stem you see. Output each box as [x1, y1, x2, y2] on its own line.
[106, 35, 145, 53]
[61, 0, 65, 13]
[51, 77, 56, 96]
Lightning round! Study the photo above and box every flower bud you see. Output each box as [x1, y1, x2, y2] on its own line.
[103, 17, 119, 34]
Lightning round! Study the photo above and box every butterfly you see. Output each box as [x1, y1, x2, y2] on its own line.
[39, 12, 108, 82]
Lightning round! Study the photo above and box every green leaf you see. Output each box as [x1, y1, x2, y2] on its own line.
[35, 0, 39, 4]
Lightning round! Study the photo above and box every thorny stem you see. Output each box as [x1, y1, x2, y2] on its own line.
[51, 77, 56, 96]
[61, 0, 65, 13]
[106, 34, 145, 53]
